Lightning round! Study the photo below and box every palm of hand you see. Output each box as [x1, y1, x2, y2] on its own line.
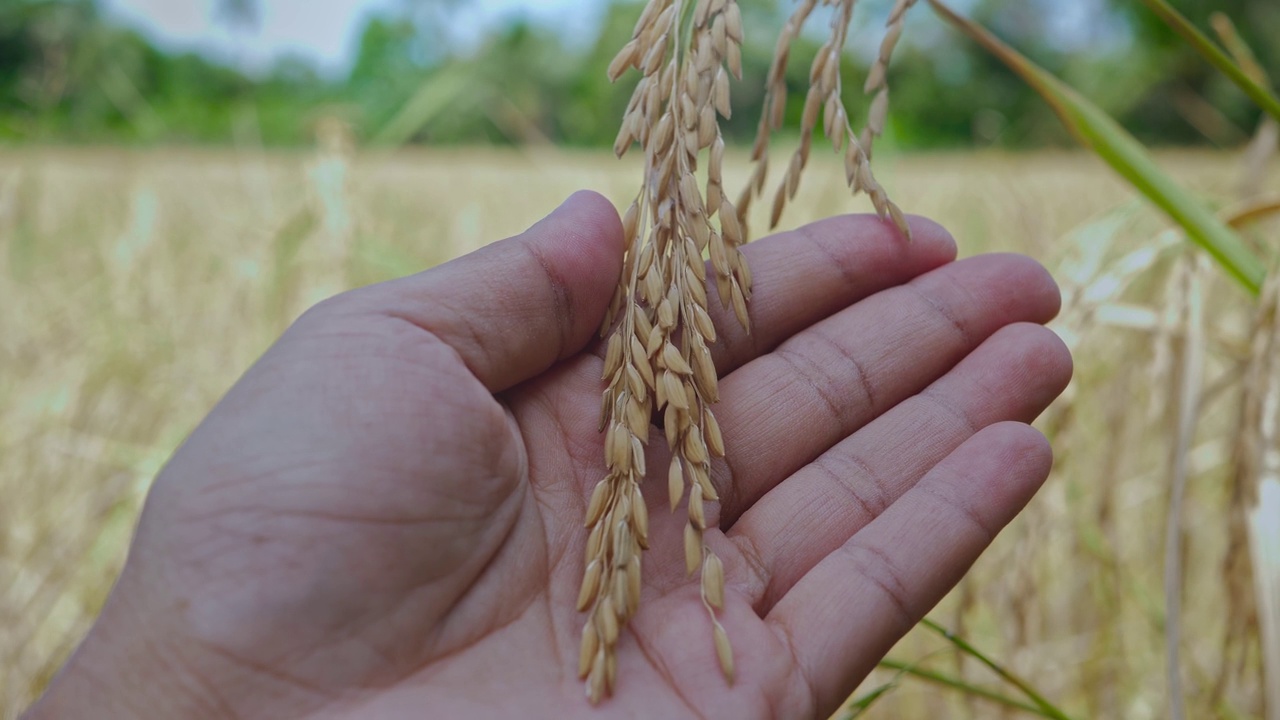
[35, 193, 1070, 720]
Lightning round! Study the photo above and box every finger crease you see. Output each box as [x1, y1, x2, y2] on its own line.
[839, 541, 915, 632]
[731, 530, 772, 612]
[906, 281, 974, 347]
[918, 480, 998, 545]
[813, 451, 890, 523]
[813, 328, 878, 410]
[797, 219, 865, 290]
[767, 610, 820, 717]
[629, 622, 711, 720]
[919, 388, 980, 436]
[519, 239, 575, 363]
[774, 345, 857, 431]
[383, 309, 490, 381]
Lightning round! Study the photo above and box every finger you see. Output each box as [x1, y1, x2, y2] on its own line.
[711, 254, 1061, 523]
[357, 191, 624, 393]
[767, 422, 1054, 717]
[706, 215, 956, 374]
[587, 215, 954, 371]
[727, 323, 1071, 608]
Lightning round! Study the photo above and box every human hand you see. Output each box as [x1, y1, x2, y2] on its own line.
[26, 192, 1070, 719]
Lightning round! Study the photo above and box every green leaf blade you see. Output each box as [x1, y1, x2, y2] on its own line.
[1137, 0, 1280, 125]
[927, 0, 1266, 295]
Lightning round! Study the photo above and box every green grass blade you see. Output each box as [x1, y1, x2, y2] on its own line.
[919, 619, 1077, 720]
[1137, 0, 1280, 124]
[927, 0, 1266, 295]
[1210, 13, 1272, 87]
[840, 677, 899, 719]
[371, 66, 480, 147]
[876, 659, 1057, 718]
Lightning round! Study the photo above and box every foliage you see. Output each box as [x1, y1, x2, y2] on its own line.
[928, 0, 1266, 293]
[0, 0, 1277, 149]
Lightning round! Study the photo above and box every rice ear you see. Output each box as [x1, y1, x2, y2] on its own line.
[585, 0, 751, 702]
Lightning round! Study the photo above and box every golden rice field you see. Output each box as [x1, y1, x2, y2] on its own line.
[2, 145, 1277, 718]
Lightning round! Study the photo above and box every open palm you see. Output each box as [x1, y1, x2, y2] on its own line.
[29, 192, 1070, 720]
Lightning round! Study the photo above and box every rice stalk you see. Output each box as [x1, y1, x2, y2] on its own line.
[874, 658, 1058, 718]
[6, 146, 1270, 716]
[1251, 480, 1280, 720]
[1134, 0, 1280, 125]
[736, 0, 911, 237]
[370, 65, 476, 147]
[303, 123, 356, 307]
[926, 0, 1267, 296]
[587, 0, 746, 702]
[1224, 196, 1280, 232]
[1239, 258, 1280, 720]
[1208, 14, 1279, 202]
[1162, 254, 1208, 720]
[919, 618, 1077, 720]
[589, 0, 919, 702]
[1211, 197, 1280, 713]
[840, 680, 899, 719]
[1210, 14, 1269, 90]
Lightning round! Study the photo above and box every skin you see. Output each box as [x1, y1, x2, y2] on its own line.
[25, 192, 1072, 720]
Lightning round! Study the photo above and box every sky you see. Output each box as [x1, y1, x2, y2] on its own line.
[100, 0, 604, 76]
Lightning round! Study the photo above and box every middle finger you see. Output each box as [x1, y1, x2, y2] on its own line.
[708, 253, 1061, 525]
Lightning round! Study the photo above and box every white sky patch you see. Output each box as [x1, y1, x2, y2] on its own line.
[101, 0, 600, 76]
[1042, 0, 1130, 53]
[449, 0, 603, 49]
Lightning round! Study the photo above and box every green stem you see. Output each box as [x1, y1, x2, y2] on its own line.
[1136, 0, 1280, 124]
[926, 0, 1266, 295]
[877, 659, 1056, 718]
[840, 678, 899, 718]
[921, 619, 1077, 720]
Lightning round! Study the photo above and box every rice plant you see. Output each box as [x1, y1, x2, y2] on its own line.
[3, 2, 1278, 718]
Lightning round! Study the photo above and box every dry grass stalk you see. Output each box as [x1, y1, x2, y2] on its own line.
[1251, 480, 1280, 720]
[1210, 13, 1279, 200]
[737, 0, 913, 237]
[864, 1, 919, 157]
[1214, 21, 1279, 695]
[1163, 254, 1207, 720]
[1239, 260, 1280, 720]
[586, 0, 746, 703]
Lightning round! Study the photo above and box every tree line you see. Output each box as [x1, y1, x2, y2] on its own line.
[0, 0, 1274, 149]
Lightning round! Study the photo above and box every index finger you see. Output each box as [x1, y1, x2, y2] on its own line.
[707, 215, 957, 375]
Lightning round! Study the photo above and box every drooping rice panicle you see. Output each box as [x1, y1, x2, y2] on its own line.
[588, 0, 915, 703]
[738, 0, 913, 238]
[587, 0, 745, 702]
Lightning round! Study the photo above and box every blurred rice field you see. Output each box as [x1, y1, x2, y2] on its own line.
[2, 146, 1276, 718]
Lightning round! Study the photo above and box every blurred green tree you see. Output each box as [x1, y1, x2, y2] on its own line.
[1105, 0, 1279, 144]
[0, 0, 1275, 149]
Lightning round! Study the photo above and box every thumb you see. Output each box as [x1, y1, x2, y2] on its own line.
[367, 191, 625, 393]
